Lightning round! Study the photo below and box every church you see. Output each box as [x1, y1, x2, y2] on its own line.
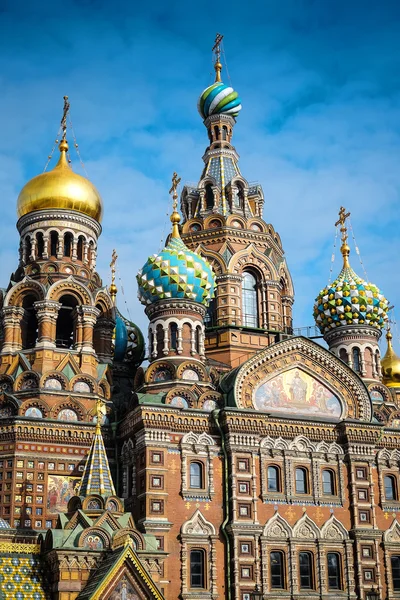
[0, 36, 399, 600]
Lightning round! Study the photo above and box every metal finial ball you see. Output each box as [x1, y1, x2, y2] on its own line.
[55, 139, 59, 143]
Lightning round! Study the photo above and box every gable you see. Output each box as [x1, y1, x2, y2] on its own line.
[224, 336, 372, 421]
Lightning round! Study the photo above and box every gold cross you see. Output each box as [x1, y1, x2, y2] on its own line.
[169, 172, 181, 211]
[185, 502, 191, 510]
[109, 249, 118, 304]
[335, 206, 351, 244]
[212, 33, 224, 82]
[285, 506, 296, 521]
[205, 503, 210, 511]
[61, 95, 70, 140]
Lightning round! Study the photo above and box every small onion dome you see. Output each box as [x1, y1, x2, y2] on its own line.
[198, 81, 242, 120]
[114, 309, 145, 365]
[137, 236, 215, 307]
[17, 139, 103, 222]
[381, 331, 400, 388]
[313, 264, 389, 334]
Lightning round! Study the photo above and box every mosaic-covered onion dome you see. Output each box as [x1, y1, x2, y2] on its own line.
[137, 206, 215, 307]
[114, 309, 145, 364]
[17, 138, 103, 222]
[313, 258, 389, 334]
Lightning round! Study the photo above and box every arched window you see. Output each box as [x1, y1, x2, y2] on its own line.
[170, 323, 177, 351]
[327, 552, 342, 590]
[56, 294, 78, 349]
[205, 184, 214, 210]
[299, 552, 314, 589]
[25, 236, 32, 261]
[339, 348, 349, 364]
[50, 231, 58, 257]
[36, 233, 44, 259]
[190, 549, 205, 588]
[352, 347, 361, 373]
[64, 232, 73, 257]
[267, 465, 280, 492]
[270, 551, 285, 589]
[21, 295, 38, 349]
[196, 327, 201, 354]
[295, 467, 308, 494]
[391, 555, 400, 591]
[189, 462, 203, 489]
[242, 272, 258, 328]
[213, 125, 219, 140]
[222, 125, 228, 141]
[385, 474, 397, 501]
[77, 236, 84, 261]
[322, 469, 335, 495]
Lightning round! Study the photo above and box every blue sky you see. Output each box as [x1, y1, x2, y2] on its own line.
[0, 0, 399, 352]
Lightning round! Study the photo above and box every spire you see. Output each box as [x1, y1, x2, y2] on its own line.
[78, 399, 116, 498]
[169, 171, 182, 239]
[109, 249, 118, 305]
[57, 95, 70, 165]
[212, 33, 224, 83]
[335, 206, 351, 269]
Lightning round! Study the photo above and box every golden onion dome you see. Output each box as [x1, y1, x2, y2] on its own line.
[17, 139, 103, 222]
[381, 330, 400, 388]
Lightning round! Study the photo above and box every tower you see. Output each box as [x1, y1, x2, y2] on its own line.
[180, 35, 294, 369]
[0, 97, 116, 531]
[313, 207, 389, 383]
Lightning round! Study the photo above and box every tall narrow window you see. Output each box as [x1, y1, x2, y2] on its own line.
[391, 555, 400, 591]
[270, 551, 285, 589]
[385, 475, 397, 501]
[242, 272, 258, 328]
[50, 231, 58, 257]
[322, 469, 335, 495]
[25, 236, 32, 261]
[36, 233, 44, 258]
[295, 467, 308, 494]
[299, 552, 313, 589]
[205, 184, 214, 210]
[195, 327, 201, 354]
[267, 466, 280, 492]
[56, 295, 78, 349]
[204, 298, 216, 327]
[21, 295, 38, 349]
[190, 462, 203, 489]
[327, 552, 342, 590]
[190, 549, 205, 588]
[170, 323, 177, 351]
[64, 233, 73, 257]
[77, 236, 84, 261]
[352, 347, 361, 373]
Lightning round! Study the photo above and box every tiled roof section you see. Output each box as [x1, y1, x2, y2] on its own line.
[0, 551, 49, 599]
[78, 424, 116, 498]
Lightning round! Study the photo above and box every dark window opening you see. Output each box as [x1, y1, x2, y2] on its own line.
[56, 294, 78, 349]
[205, 184, 214, 210]
[50, 232, 58, 257]
[25, 237, 32, 261]
[352, 347, 361, 373]
[327, 552, 342, 590]
[214, 125, 219, 140]
[64, 233, 73, 257]
[222, 126, 228, 141]
[391, 555, 400, 590]
[267, 466, 280, 492]
[299, 552, 313, 589]
[77, 236, 84, 261]
[271, 551, 285, 589]
[190, 462, 203, 489]
[36, 233, 44, 259]
[204, 298, 216, 327]
[22, 295, 38, 349]
[242, 272, 258, 328]
[170, 323, 177, 351]
[190, 549, 205, 588]
[196, 327, 201, 354]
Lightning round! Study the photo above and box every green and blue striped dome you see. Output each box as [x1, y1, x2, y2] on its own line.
[113, 309, 145, 365]
[198, 81, 242, 120]
[137, 236, 215, 307]
[313, 264, 389, 334]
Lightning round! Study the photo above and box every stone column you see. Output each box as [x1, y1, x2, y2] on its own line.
[42, 234, 50, 260]
[1, 307, 25, 353]
[57, 236, 63, 260]
[177, 325, 183, 355]
[71, 238, 78, 262]
[34, 300, 61, 348]
[79, 306, 100, 353]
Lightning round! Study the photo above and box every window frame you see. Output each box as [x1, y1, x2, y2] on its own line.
[270, 550, 285, 589]
[391, 555, 400, 591]
[267, 465, 281, 493]
[384, 474, 398, 501]
[295, 466, 309, 495]
[322, 468, 336, 496]
[190, 548, 206, 589]
[189, 461, 205, 490]
[242, 271, 259, 328]
[327, 552, 342, 590]
[299, 551, 314, 590]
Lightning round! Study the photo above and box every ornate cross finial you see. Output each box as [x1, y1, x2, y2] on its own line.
[335, 206, 351, 268]
[169, 172, 182, 238]
[212, 33, 224, 82]
[61, 95, 70, 141]
[95, 398, 106, 432]
[109, 249, 118, 304]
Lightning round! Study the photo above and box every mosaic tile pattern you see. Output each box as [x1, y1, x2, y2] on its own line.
[79, 426, 116, 497]
[314, 265, 389, 334]
[0, 554, 47, 599]
[137, 236, 215, 307]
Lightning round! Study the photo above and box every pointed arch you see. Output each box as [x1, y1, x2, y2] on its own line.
[181, 509, 216, 536]
[384, 519, 400, 542]
[228, 243, 279, 280]
[292, 514, 320, 539]
[263, 513, 292, 538]
[4, 277, 46, 307]
[321, 515, 349, 540]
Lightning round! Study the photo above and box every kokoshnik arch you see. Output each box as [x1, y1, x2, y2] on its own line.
[0, 34, 399, 600]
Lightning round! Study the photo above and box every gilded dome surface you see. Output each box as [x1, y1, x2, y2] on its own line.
[198, 81, 242, 120]
[381, 331, 400, 388]
[17, 140, 103, 222]
[313, 265, 389, 334]
[137, 236, 215, 307]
